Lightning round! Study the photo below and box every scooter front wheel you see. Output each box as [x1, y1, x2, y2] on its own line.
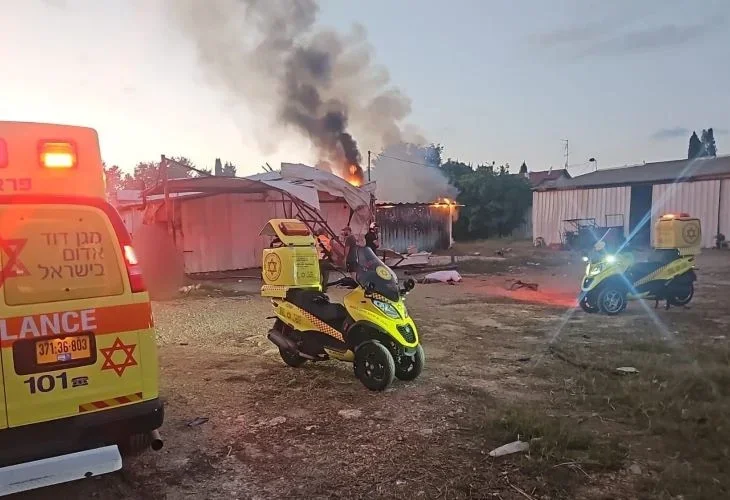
[579, 296, 599, 313]
[598, 287, 627, 315]
[354, 341, 396, 391]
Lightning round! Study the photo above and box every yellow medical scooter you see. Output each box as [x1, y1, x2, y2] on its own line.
[259, 219, 424, 391]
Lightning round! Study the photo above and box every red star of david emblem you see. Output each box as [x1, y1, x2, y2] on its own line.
[100, 338, 138, 377]
[0, 236, 30, 287]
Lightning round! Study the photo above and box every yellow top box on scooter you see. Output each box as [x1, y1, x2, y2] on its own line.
[654, 213, 701, 255]
[259, 219, 322, 298]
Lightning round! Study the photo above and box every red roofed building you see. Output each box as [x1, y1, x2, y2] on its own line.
[528, 169, 571, 188]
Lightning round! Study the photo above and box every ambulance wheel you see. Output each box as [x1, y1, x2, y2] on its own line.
[579, 296, 599, 313]
[598, 287, 627, 315]
[395, 344, 425, 381]
[669, 283, 694, 307]
[279, 348, 307, 367]
[354, 341, 395, 391]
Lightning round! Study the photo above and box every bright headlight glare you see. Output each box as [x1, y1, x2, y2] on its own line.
[605, 254, 616, 263]
[582, 256, 589, 262]
[373, 299, 400, 319]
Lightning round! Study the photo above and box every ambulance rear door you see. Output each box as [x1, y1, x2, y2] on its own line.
[0, 201, 151, 427]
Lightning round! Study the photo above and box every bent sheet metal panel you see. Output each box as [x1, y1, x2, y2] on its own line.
[652, 180, 720, 248]
[532, 187, 630, 245]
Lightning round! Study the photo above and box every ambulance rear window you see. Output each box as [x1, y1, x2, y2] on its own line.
[0, 204, 124, 306]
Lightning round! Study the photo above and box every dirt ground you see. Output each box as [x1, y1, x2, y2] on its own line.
[15, 242, 730, 500]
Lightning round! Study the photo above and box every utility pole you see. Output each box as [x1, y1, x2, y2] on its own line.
[367, 150, 371, 182]
[562, 139, 569, 169]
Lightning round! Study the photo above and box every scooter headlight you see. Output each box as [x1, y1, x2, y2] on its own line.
[582, 256, 589, 262]
[589, 263, 605, 276]
[605, 254, 616, 264]
[372, 299, 400, 319]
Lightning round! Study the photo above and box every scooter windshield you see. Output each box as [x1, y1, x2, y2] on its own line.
[354, 246, 400, 302]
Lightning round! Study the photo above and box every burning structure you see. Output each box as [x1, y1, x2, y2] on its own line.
[376, 198, 461, 253]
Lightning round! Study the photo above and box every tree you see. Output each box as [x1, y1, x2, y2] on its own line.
[701, 128, 717, 157]
[449, 162, 532, 239]
[222, 161, 237, 177]
[440, 159, 474, 183]
[424, 143, 443, 167]
[103, 163, 134, 195]
[688, 131, 702, 159]
[519, 161, 528, 174]
[131, 156, 199, 189]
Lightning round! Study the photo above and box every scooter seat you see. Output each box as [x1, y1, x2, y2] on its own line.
[285, 289, 348, 328]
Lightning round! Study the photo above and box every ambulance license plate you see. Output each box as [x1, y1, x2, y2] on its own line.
[35, 335, 92, 364]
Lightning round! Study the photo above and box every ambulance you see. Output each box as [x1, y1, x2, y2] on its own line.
[0, 122, 163, 495]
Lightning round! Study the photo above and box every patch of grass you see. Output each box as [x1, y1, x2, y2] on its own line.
[491, 408, 626, 470]
[542, 339, 730, 499]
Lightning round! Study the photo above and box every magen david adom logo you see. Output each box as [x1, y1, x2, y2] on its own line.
[682, 221, 700, 245]
[263, 252, 282, 282]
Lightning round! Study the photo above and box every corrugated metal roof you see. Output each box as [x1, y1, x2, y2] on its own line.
[538, 155, 730, 191]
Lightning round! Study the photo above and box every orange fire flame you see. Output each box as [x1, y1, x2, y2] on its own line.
[346, 164, 363, 186]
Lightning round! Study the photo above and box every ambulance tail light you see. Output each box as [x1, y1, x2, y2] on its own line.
[39, 141, 77, 169]
[123, 244, 147, 293]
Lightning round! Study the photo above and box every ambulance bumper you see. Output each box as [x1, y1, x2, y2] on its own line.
[0, 445, 122, 497]
[0, 398, 163, 468]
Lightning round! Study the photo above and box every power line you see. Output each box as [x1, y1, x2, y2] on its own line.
[374, 153, 438, 168]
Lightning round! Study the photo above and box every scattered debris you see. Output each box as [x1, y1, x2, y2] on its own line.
[517, 356, 531, 362]
[616, 366, 639, 375]
[421, 270, 462, 284]
[629, 463, 643, 475]
[713, 335, 726, 341]
[507, 280, 539, 291]
[525, 261, 541, 266]
[187, 416, 209, 428]
[488, 440, 530, 457]
[305, 425, 318, 431]
[267, 416, 287, 427]
[338, 409, 362, 419]
[179, 283, 202, 295]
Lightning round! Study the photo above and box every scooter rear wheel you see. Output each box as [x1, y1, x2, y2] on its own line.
[668, 282, 694, 307]
[354, 341, 396, 391]
[279, 348, 307, 367]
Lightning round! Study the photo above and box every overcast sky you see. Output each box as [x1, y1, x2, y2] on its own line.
[2, 0, 729, 177]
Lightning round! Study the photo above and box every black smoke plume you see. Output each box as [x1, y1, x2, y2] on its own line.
[167, 0, 415, 183]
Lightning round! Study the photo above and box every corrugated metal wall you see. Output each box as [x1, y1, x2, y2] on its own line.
[652, 180, 721, 248]
[721, 180, 730, 241]
[178, 194, 365, 274]
[376, 205, 451, 253]
[532, 187, 630, 245]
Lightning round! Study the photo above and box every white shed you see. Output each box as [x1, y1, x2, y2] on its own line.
[532, 155, 730, 248]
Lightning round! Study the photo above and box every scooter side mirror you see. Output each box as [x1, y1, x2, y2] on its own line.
[400, 278, 416, 295]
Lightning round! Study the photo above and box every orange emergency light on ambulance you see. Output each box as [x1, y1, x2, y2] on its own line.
[0, 121, 163, 496]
